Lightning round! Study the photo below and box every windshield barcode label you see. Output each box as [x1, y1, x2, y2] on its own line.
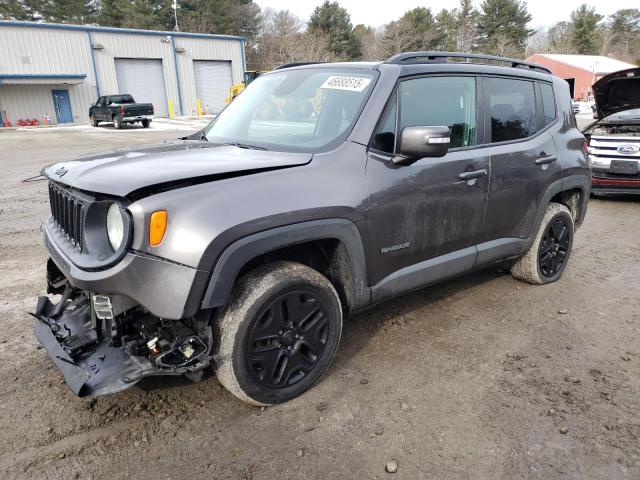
[321, 76, 371, 92]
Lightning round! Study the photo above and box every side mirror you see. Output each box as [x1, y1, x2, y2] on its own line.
[392, 126, 450, 165]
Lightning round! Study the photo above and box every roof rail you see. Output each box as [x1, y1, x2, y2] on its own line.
[274, 61, 326, 70]
[385, 51, 552, 74]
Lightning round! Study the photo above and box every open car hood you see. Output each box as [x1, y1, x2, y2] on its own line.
[593, 68, 640, 119]
[43, 140, 312, 198]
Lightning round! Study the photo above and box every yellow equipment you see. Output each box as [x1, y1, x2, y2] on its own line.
[224, 71, 264, 104]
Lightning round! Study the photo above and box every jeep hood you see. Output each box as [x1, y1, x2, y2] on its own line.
[43, 141, 312, 197]
[593, 68, 640, 119]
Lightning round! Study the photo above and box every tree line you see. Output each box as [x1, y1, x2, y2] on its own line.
[1, 0, 638, 69]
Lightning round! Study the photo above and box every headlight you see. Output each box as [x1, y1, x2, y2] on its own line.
[106, 203, 124, 251]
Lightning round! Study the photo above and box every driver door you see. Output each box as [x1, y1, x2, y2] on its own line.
[364, 75, 489, 290]
[94, 97, 107, 120]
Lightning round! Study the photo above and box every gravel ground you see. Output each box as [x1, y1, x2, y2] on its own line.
[0, 121, 638, 480]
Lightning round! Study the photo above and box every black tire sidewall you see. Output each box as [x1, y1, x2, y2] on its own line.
[230, 271, 342, 405]
[536, 209, 574, 283]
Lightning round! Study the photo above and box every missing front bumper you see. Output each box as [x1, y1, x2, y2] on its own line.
[33, 288, 211, 398]
[33, 295, 156, 397]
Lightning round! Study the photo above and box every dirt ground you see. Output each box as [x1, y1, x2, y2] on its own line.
[0, 121, 638, 480]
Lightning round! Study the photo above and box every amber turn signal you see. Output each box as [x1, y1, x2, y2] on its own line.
[149, 210, 167, 246]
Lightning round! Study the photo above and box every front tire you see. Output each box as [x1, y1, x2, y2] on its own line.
[215, 261, 343, 406]
[511, 202, 574, 285]
[90, 114, 99, 127]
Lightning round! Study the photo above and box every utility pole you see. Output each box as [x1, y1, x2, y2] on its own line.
[173, 0, 179, 32]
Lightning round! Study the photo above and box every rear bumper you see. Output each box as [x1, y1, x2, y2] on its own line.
[123, 115, 154, 121]
[592, 175, 640, 194]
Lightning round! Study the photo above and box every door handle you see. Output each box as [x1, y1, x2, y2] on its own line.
[535, 155, 557, 165]
[459, 169, 488, 181]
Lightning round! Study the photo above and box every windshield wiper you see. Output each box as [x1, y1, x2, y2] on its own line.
[223, 142, 268, 151]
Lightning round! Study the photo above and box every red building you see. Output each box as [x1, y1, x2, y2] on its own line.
[525, 54, 636, 100]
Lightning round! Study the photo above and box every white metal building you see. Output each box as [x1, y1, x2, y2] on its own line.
[0, 21, 246, 125]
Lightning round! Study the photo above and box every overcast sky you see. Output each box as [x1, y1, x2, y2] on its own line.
[254, 0, 631, 29]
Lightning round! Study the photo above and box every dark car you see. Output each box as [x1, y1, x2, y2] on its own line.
[583, 68, 640, 194]
[89, 94, 154, 129]
[34, 52, 589, 405]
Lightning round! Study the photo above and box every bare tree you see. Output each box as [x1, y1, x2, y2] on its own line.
[491, 32, 525, 58]
[248, 8, 335, 71]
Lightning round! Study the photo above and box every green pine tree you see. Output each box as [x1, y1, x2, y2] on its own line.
[434, 9, 458, 51]
[45, 0, 99, 23]
[0, 0, 48, 20]
[308, 1, 362, 60]
[569, 4, 603, 55]
[477, 0, 534, 56]
[456, 0, 476, 52]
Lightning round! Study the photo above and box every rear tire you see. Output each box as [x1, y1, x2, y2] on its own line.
[113, 116, 123, 129]
[90, 114, 99, 127]
[511, 203, 574, 285]
[215, 261, 342, 406]
[141, 119, 151, 128]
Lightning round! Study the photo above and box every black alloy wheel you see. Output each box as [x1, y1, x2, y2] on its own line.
[538, 215, 571, 279]
[245, 290, 330, 388]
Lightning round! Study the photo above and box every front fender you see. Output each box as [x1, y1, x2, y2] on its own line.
[200, 218, 370, 311]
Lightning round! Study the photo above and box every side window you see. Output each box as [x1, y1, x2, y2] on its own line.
[96, 97, 104, 106]
[539, 82, 557, 127]
[371, 94, 397, 154]
[486, 77, 537, 142]
[399, 76, 477, 148]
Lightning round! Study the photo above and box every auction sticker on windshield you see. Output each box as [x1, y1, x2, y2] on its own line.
[321, 76, 371, 92]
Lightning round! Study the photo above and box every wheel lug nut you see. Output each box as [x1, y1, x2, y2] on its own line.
[278, 330, 283, 335]
[287, 346, 292, 351]
[294, 334, 299, 339]
[277, 344, 282, 348]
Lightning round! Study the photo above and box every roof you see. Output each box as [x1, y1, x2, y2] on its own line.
[0, 20, 244, 42]
[532, 54, 636, 74]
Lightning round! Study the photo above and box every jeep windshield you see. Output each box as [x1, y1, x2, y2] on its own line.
[202, 68, 377, 153]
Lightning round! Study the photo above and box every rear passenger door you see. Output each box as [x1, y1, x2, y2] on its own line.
[479, 77, 562, 243]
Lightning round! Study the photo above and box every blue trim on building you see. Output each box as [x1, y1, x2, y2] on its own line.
[240, 38, 247, 76]
[0, 20, 245, 43]
[0, 74, 87, 79]
[86, 31, 101, 97]
[170, 36, 184, 116]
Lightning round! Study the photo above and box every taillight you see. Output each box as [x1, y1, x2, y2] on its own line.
[150, 104, 154, 114]
[120, 105, 125, 115]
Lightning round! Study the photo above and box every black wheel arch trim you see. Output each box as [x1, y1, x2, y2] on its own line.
[199, 219, 370, 312]
[526, 174, 589, 253]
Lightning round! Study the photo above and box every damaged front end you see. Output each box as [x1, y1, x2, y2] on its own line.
[33, 260, 212, 397]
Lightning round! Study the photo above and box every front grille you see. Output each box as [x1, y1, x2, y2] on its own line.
[588, 135, 640, 163]
[48, 182, 85, 250]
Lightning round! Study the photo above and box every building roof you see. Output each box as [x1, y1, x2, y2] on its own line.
[0, 20, 244, 42]
[534, 54, 636, 74]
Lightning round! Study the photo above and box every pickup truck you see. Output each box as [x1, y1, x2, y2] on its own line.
[89, 94, 154, 129]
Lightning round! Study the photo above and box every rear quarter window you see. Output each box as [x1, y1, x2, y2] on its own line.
[486, 77, 538, 143]
[540, 83, 557, 127]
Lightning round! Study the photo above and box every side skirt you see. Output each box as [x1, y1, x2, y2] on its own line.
[369, 238, 527, 305]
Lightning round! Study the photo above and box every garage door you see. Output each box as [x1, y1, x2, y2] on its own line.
[193, 60, 233, 114]
[115, 58, 168, 117]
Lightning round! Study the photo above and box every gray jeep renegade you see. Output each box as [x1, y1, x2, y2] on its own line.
[35, 52, 590, 405]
